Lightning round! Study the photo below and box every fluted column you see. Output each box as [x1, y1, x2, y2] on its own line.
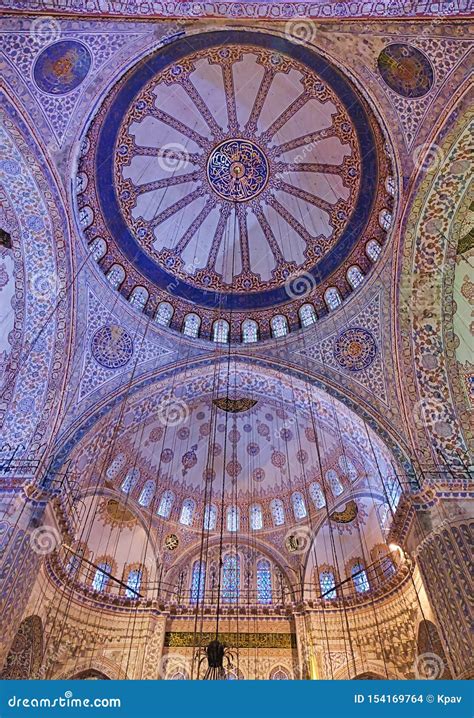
[410, 510, 473, 679]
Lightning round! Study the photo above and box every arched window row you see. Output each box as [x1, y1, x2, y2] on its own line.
[317, 553, 396, 601]
[188, 552, 283, 605]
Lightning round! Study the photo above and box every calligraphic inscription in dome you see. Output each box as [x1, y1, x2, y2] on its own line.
[207, 139, 269, 201]
[377, 44, 434, 98]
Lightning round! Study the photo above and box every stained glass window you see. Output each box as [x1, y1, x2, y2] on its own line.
[385, 176, 395, 196]
[319, 570, 337, 599]
[182, 313, 201, 338]
[203, 504, 217, 531]
[157, 490, 174, 518]
[179, 498, 195, 526]
[299, 303, 317, 327]
[190, 560, 206, 603]
[106, 453, 125, 479]
[309, 482, 326, 509]
[92, 562, 111, 592]
[138, 480, 155, 507]
[106, 264, 125, 289]
[386, 474, 401, 511]
[366, 239, 382, 262]
[222, 554, 240, 603]
[129, 286, 148, 310]
[242, 319, 258, 343]
[256, 558, 272, 604]
[155, 301, 174, 326]
[291, 492, 307, 520]
[351, 562, 370, 593]
[89, 237, 107, 261]
[125, 569, 142, 598]
[379, 209, 392, 231]
[347, 266, 364, 289]
[227, 506, 239, 532]
[212, 319, 230, 343]
[67, 547, 84, 576]
[325, 469, 343, 497]
[250, 504, 263, 531]
[270, 499, 285, 526]
[381, 556, 396, 579]
[324, 287, 342, 311]
[121, 468, 140, 494]
[338, 456, 358, 481]
[271, 314, 289, 338]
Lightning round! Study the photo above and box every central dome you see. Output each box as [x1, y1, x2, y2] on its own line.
[77, 30, 393, 337]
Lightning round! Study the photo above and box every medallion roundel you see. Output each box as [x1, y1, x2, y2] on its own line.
[377, 44, 434, 98]
[33, 40, 91, 95]
[207, 139, 269, 201]
[91, 325, 134, 369]
[333, 327, 377, 372]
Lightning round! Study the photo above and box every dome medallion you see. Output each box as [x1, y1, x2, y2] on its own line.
[207, 139, 269, 202]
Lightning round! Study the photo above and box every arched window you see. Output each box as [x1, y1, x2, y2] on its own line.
[190, 560, 206, 603]
[179, 498, 195, 526]
[222, 554, 240, 603]
[242, 319, 258, 343]
[271, 314, 289, 338]
[380, 554, 396, 579]
[121, 468, 140, 494]
[106, 264, 125, 289]
[227, 506, 240, 532]
[386, 474, 402, 512]
[155, 302, 174, 327]
[319, 570, 337, 599]
[291, 492, 307, 520]
[157, 490, 174, 518]
[76, 172, 87, 193]
[125, 569, 142, 598]
[138, 480, 155, 507]
[270, 666, 290, 680]
[379, 209, 392, 231]
[351, 562, 370, 593]
[270, 498, 285, 527]
[79, 206, 93, 228]
[299, 303, 317, 327]
[89, 237, 106, 261]
[338, 456, 358, 481]
[366, 239, 382, 262]
[212, 319, 230, 343]
[385, 176, 395, 196]
[324, 287, 342, 311]
[92, 562, 111, 592]
[249, 504, 263, 531]
[129, 286, 148, 311]
[347, 265, 364, 289]
[203, 504, 217, 531]
[182, 313, 201, 338]
[325, 469, 343, 497]
[309, 482, 326, 509]
[67, 546, 85, 576]
[256, 558, 272, 604]
[106, 453, 125, 479]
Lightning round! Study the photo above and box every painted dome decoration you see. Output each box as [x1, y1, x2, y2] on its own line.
[77, 31, 394, 342]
